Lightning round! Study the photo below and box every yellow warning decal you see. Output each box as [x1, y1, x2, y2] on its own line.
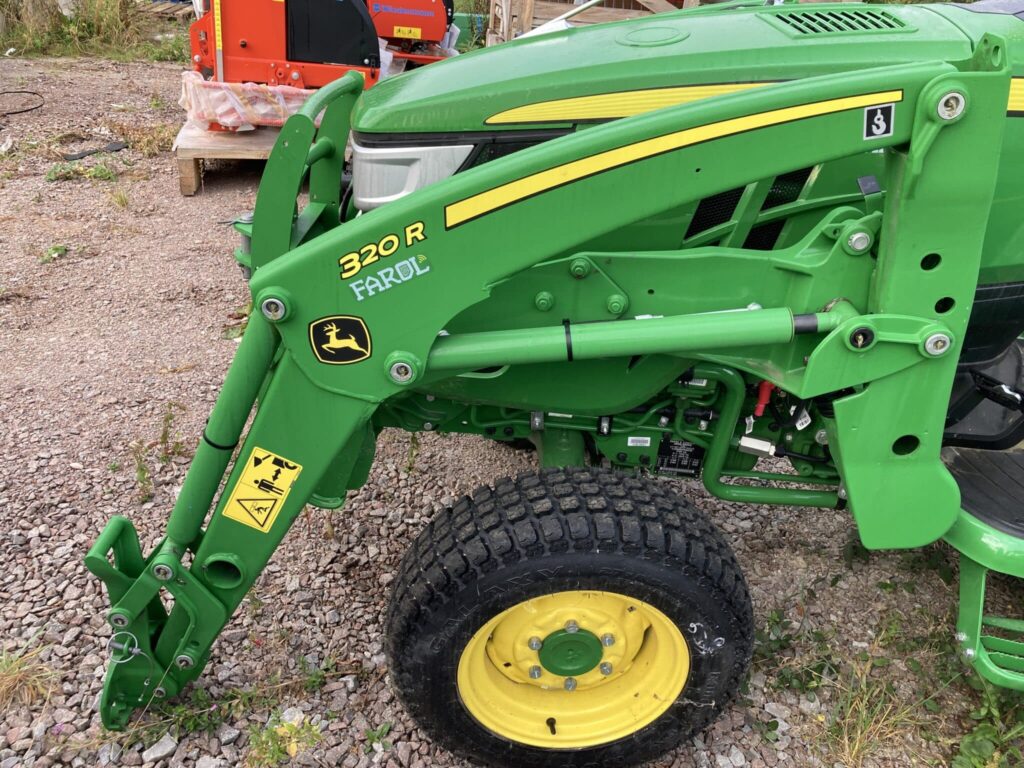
[222, 447, 303, 533]
[446, 89, 904, 229]
[1009, 78, 1024, 115]
[394, 25, 422, 39]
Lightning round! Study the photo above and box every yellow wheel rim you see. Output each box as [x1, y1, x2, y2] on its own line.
[456, 590, 690, 749]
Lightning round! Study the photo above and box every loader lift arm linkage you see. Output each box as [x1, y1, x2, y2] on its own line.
[87, 34, 1024, 734]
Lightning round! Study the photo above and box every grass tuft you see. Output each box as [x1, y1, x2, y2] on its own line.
[0, 644, 56, 711]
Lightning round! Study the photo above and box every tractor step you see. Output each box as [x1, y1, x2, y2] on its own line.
[943, 447, 1024, 538]
[943, 448, 1024, 690]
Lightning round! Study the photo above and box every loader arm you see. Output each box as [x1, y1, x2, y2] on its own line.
[88, 38, 1012, 727]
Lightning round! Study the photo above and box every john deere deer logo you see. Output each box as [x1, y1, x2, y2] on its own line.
[309, 316, 372, 364]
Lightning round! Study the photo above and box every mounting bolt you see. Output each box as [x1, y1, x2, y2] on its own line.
[937, 91, 966, 121]
[152, 563, 174, 581]
[565, 620, 579, 634]
[529, 665, 543, 679]
[963, 647, 976, 660]
[389, 362, 414, 383]
[924, 333, 951, 357]
[606, 294, 628, 315]
[814, 429, 829, 445]
[423, 422, 434, 431]
[153, 687, 167, 699]
[290, 71, 300, 81]
[564, 677, 578, 691]
[260, 297, 287, 322]
[849, 326, 875, 350]
[601, 633, 615, 647]
[955, 631, 968, 643]
[846, 231, 872, 254]
[175, 655, 195, 669]
[109, 613, 130, 629]
[534, 291, 555, 312]
[528, 636, 543, 651]
[569, 258, 591, 279]
[600, 662, 613, 676]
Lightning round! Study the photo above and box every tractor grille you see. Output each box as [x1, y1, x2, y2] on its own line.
[770, 9, 907, 35]
[743, 167, 813, 251]
[685, 186, 744, 239]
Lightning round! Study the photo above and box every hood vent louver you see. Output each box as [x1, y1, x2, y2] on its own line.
[769, 8, 908, 35]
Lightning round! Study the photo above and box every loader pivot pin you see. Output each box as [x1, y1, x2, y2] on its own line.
[260, 297, 287, 321]
[937, 91, 966, 121]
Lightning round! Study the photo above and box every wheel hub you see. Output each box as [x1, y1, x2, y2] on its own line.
[538, 628, 603, 676]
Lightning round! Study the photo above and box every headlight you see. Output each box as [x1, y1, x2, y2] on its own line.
[351, 137, 473, 211]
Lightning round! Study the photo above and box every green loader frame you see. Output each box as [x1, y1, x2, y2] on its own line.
[86, 26, 1024, 765]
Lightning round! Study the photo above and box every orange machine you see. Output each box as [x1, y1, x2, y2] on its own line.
[189, 0, 454, 89]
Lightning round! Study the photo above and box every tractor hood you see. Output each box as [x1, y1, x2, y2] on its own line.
[351, 1, 995, 137]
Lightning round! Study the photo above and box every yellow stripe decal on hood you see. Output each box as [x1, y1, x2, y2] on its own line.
[447, 89, 903, 229]
[485, 83, 774, 125]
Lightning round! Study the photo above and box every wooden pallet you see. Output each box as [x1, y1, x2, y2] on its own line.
[141, 1, 195, 20]
[173, 122, 280, 195]
[487, 0, 696, 45]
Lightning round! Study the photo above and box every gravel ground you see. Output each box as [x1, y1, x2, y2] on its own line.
[0, 57, 1016, 768]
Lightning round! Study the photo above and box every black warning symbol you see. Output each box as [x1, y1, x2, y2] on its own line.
[309, 315, 372, 365]
[864, 104, 894, 140]
[235, 498, 279, 529]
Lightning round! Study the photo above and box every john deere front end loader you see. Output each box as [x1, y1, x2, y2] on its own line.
[87, 1, 1024, 764]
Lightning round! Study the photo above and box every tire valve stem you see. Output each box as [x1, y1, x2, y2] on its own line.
[546, 717, 557, 735]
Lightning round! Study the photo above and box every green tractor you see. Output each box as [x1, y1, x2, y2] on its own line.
[88, 0, 1024, 764]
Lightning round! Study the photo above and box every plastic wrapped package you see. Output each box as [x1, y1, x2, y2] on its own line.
[178, 72, 316, 131]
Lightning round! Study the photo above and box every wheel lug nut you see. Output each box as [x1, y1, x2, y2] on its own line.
[601, 633, 615, 647]
[564, 677, 577, 691]
[565, 620, 579, 634]
[600, 662, 613, 676]
[529, 666, 542, 680]
[528, 636, 543, 651]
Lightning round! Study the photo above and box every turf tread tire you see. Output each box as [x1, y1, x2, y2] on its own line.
[387, 467, 753, 768]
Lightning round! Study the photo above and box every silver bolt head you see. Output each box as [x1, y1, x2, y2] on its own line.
[422, 422, 434, 431]
[175, 654, 195, 669]
[937, 92, 966, 121]
[260, 297, 286, 321]
[565, 620, 579, 634]
[290, 71, 300, 80]
[925, 333, 951, 357]
[814, 429, 829, 445]
[528, 636, 543, 651]
[955, 631, 968, 643]
[529, 665, 542, 679]
[153, 686, 167, 699]
[563, 677, 577, 691]
[109, 613, 129, 628]
[847, 231, 872, 253]
[600, 662, 613, 676]
[601, 633, 615, 647]
[152, 564, 174, 581]
[389, 362, 413, 383]
[964, 647, 976, 660]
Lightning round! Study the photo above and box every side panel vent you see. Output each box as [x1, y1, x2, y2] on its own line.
[685, 186, 745, 239]
[768, 9, 908, 35]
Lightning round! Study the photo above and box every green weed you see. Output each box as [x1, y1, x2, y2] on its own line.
[246, 712, 321, 767]
[130, 441, 152, 503]
[38, 244, 67, 264]
[157, 402, 189, 463]
[953, 678, 1024, 768]
[363, 722, 392, 754]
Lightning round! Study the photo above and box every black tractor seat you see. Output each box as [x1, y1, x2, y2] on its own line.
[944, 447, 1024, 539]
